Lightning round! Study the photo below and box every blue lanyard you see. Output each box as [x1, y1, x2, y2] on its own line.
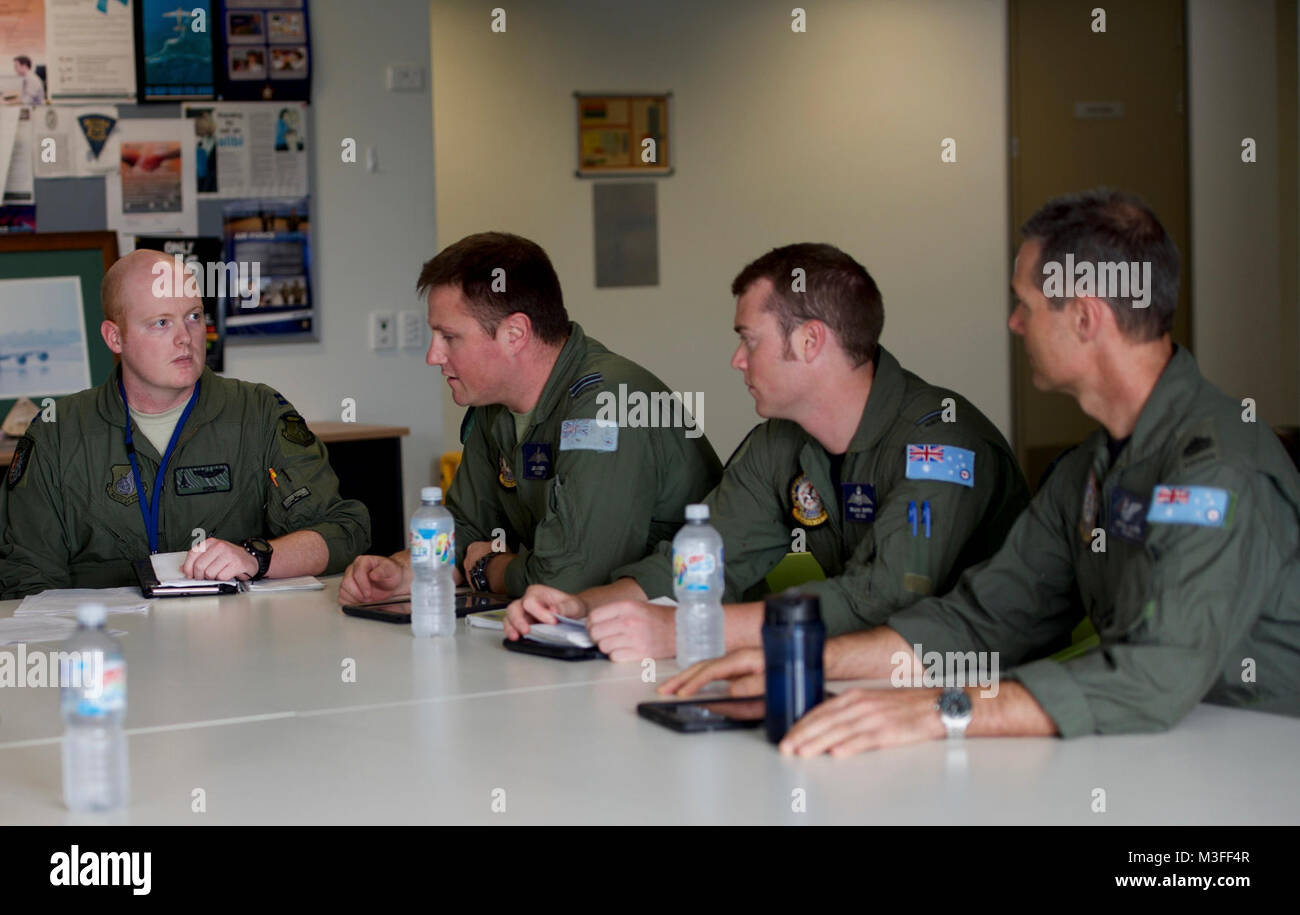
[119, 379, 201, 554]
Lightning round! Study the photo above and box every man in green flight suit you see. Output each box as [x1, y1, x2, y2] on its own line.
[506, 243, 1030, 659]
[337, 232, 722, 604]
[0, 250, 371, 598]
[664, 189, 1300, 755]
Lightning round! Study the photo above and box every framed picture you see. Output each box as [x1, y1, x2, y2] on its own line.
[0, 232, 118, 420]
[575, 92, 672, 177]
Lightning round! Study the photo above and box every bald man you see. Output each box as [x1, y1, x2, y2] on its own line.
[0, 250, 370, 597]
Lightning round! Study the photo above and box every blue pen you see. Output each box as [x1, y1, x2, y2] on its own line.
[923, 500, 931, 539]
[908, 500, 917, 537]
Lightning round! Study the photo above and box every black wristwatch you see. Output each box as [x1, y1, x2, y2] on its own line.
[469, 553, 494, 592]
[240, 537, 274, 580]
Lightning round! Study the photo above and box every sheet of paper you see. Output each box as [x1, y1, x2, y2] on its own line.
[15, 586, 153, 617]
[105, 118, 197, 254]
[33, 105, 120, 178]
[244, 576, 322, 592]
[149, 550, 236, 586]
[45, 0, 136, 101]
[182, 101, 308, 198]
[0, 107, 19, 195]
[2, 107, 35, 204]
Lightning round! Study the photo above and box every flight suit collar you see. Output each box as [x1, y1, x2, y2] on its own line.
[846, 345, 906, 454]
[94, 364, 226, 454]
[1102, 344, 1200, 470]
[528, 322, 589, 427]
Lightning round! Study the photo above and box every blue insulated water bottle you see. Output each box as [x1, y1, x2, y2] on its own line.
[762, 591, 825, 743]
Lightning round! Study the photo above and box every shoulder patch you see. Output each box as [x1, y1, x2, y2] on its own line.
[459, 407, 477, 445]
[271, 390, 290, 407]
[568, 372, 603, 399]
[904, 443, 975, 488]
[1146, 485, 1230, 527]
[279, 411, 316, 447]
[6, 435, 34, 489]
[559, 418, 618, 452]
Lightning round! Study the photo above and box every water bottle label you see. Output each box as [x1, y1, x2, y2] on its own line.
[61, 656, 126, 718]
[410, 528, 454, 565]
[673, 551, 717, 592]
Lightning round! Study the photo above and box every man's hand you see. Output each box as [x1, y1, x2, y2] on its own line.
[659, 647, 766, 697]
[586, 600, 675, 662]
[504, 584, 590, 640]
[463, 541, 497, 577]
[777, 687, 946, 758]
[182, 538, 257, 582]
[338, 554, 409, 605]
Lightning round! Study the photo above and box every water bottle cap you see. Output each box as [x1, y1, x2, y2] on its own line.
[421, 486, 443, 503]
[684, 504, 709, 522]
[764, 591, 821, 625]
[76, 603, 107, 627]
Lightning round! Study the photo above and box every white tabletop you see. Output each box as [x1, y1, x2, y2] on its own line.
[1, 582, 1297, 825]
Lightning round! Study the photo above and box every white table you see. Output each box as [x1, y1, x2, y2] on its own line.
[1, 582, 1297, 825]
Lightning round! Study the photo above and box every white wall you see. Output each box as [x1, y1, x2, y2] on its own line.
[430, 0, 1012, 460]
[225, 0, 440, 533]
[1188, 0, 1294, 424]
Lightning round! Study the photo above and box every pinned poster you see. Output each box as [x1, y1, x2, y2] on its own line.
[181, 101, 307, 198]
[216, 0, 310, 102]
[105, 118, 197, 253]
[0, 0, 47, 106]
[45, 0, 136, 101]
[32, 105, 121, 177]
[221, 196, 312, 340]
[133, 0, 216, 101]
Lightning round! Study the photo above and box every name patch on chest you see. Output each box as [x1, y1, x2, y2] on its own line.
[521, 442, 553, 479]
[841, 482, 876, 523]
[174, 463, 232, 495]
[1107, 487, 1148, 544]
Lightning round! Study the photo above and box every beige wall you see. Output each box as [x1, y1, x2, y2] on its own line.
[431, 0, 1012, 459]
[1188, 0, 1300, 425]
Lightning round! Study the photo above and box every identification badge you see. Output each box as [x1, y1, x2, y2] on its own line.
[841, 482, 876, 523]
[904, 443, 975, 488]
[522, 442, 553, 480]
[559, 418, 618, 452]
[1146, 485, 1230, 528]
[1107, 487, 1148, 544]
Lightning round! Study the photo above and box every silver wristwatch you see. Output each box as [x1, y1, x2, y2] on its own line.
[936, 687, 972, 739]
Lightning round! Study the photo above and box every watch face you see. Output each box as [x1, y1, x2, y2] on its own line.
[247, 538, 272, 554]
[939, 689, 971, 718]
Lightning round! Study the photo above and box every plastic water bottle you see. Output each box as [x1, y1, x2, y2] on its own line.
[410, 486, 456, 637]
[60, 603, 129, 812]
[672, 504, 725, 668]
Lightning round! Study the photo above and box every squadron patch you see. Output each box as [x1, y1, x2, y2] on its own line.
[279, 412, 316, 447]
[6, 436, 34, 489]
[1078, 469, 1099, 542]
[107, 463, 138, 505]
[790, 472, 828, 527]
[498, 452, 517, 489]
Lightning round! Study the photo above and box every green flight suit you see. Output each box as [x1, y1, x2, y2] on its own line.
[613, 345, 1030, 635]
[887, 345, 1300, 735]
[448, 322, 723, 597]
[1, 366, 371, 598]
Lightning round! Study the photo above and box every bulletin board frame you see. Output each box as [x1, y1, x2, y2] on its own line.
[574, 91, 673, 178]
[0, 231, 119, 418]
